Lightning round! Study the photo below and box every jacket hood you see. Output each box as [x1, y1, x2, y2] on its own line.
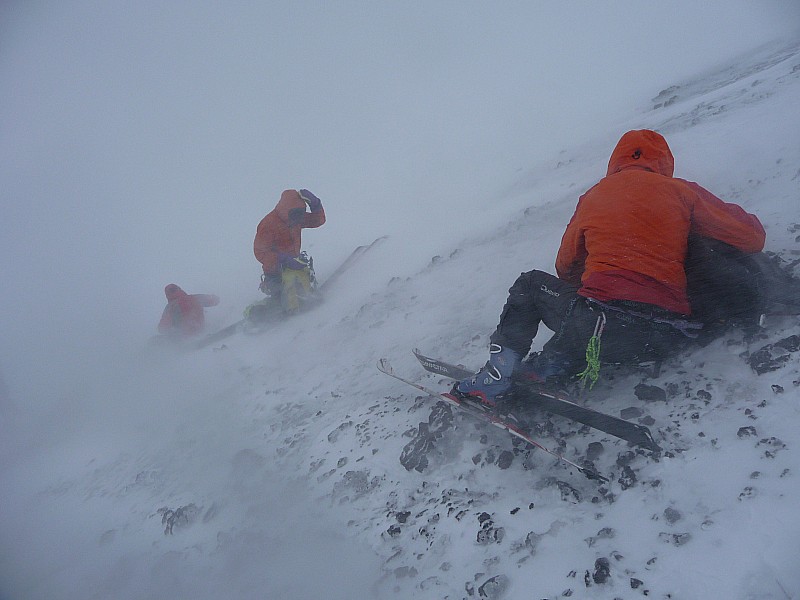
[274, 189, 306, 222]
[165, 284, 186, 300]
[606, 129, 674, 177]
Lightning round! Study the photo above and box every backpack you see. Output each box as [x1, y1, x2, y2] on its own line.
[685, 235, 800, 328]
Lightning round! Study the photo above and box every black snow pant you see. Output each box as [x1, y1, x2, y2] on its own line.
[489, 270, 691, 376]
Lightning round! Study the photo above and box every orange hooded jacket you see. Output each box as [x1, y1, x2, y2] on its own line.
[158, 284, 219, 336]
[555, 130, 765, 315]
[253, 189, 326, 274]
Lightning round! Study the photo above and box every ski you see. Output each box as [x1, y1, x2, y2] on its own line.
[412, 348, 661, 453]
[377, 358, 608, 482]
[318, 235, 387, 293]
[413, 348, 474, 380]
[196, 237, 387, 349]
[195, 318, 247, 348]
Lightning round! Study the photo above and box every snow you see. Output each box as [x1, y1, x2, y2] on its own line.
[2, 5, 800, 600]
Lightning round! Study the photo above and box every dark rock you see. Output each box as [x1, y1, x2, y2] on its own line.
[478, 574, 509, 599]
[157, 504, 199, 535]
[592, 557, 611, 584]
[776, 335, 800, 352]
[398, 403, 456, 472]
[428, 401, 454, 433]
[399, 424, 434, 472]
[664, 507, 682, 524]
[496, 450, 514, 470]
[616, 450, 636, 467]
[620, 406, 644, 419]
[634, 383, 667, 403]
[586, 442, 604, 461]
[749, 335, 800, 375]
[477, 525, 504, 545]
[393, 565, 418, 578]
[618, 465, 637, 490]
[737, 426, 757, 438]
[659, 532, 692, 546]
[556, 480, 581, 503]
[757, 436, 785, 450]
[585, 527, 615, 547]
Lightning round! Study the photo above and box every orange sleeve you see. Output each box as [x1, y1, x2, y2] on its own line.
[301, 206, 326, 229]
[193, 294, 220, 307]
[683, 181, 766, 252]
[555, 196, 589, 284]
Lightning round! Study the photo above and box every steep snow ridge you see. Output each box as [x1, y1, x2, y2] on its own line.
[3, 40, 799, 599]
[228, 42, 800, 598]
[649, 39, 800, 130]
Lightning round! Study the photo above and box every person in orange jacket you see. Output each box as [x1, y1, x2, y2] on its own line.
[253, 189, 326, 296]
[456, 129, 766, 405]
[158, 284, 220, 337]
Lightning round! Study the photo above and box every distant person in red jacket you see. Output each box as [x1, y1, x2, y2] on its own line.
[253, 189, 326, 296]
[158, 284, 220, 337]
[456, 129, 766, 405]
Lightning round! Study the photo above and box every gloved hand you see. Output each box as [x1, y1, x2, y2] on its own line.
[299, 189, 322, 212]
[278, 252, 307, 270]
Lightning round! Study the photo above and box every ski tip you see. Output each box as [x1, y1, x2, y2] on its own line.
[638, 428, 662, 453]
[582, 467, 610, 483]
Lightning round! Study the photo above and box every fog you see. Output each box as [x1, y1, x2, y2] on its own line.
[3, 3, 798, 391]
[1, 2, 799, 598]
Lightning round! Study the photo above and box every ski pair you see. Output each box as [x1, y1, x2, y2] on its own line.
[377, 358, 609, 482]
[412, 348, 661, 453]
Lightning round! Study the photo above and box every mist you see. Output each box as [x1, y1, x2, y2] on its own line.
[2, 2, 799, 598]
[3, 3, 798, 380]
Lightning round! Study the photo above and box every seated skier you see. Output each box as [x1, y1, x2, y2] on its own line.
[455, 129, 767, 405]
[158, 284, 220, 338]
[253, 189, 325, 314]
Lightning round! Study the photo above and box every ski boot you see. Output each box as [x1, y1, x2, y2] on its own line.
[452, 344, 520, 407]
[514, 351, 572, 395]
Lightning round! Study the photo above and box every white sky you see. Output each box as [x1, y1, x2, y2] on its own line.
[1, 4, 800, 598]
[1, 0, 799, 415]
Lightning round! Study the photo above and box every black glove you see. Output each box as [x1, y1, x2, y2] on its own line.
[278, 253, 307, 270]
[299, 189, 322, 212]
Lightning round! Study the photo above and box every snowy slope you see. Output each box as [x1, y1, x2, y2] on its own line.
[2, 40, 800, 600]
